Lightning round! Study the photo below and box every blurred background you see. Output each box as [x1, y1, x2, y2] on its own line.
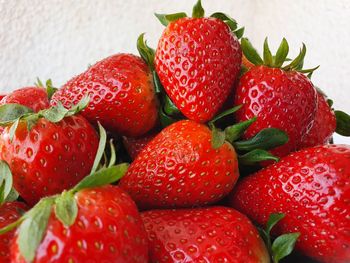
[0, 0, 349, 142]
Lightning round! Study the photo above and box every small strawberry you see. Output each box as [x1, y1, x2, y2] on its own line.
[51, 53, 159, 137]
[0, 98, 99, 205]
[0, 201, 27, 262]
[154, 0, 243, 122]
[299, 91, 336, 148]
[123, 132, 157, 160]
[229, 144, 350, 263]
[141, 206, 270, 262]
[119, 118, 288, 209]
[0, 86, 49, 112]
[235, 38, 318, 157]
[0, 160, 148, 262]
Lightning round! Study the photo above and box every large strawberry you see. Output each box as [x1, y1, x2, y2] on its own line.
[0, 99, 99, 205]
[142, 206, 270, 262]
[229, 144, 350, 263]
[0, 160, 148, 262]
[51, 53, 158, 137]
[119, 117, 287, 209]
[154, 0, 243, 122]
[0, 201, 27, 262]
[235, 38, 318, 157]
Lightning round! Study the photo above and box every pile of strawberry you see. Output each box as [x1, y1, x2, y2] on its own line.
[1, 1, 350, 262]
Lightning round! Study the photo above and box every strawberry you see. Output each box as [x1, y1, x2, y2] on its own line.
[299, 91, 336, 148]
[141, 206, 270, 262]
[0, 99, 99, 205]
[119, 118, 287, 209]
[235, 38, 318, 157]
[0, 159, 148, 263]
[119, 120, 239, 209]
[123, 132, 157, 160]
[0, 201, 27, 262]
[0, 87, 49, 112]
[51, 53, 159, 137]
[229, 144, 350, 263]
[154, 0, 243, 123]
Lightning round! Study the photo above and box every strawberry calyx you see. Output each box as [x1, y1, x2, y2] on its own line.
[155, 0, 244, 39]
[0, 123, 129, 262]
[259, 213, 300, 263]
[241, 37, 319, 77]
[35, 78, 58, 100]
[208, 107, 289, 165]
[0, 96, 89, 141]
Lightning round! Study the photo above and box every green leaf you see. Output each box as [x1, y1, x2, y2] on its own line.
[234, 27, 245, 39]
[266, 213, 285, 236]
[164, 95, 181, 116]
[234, 128, 288, 152]
[108, 140, 116, 168]
[5, 188, 19, 202]
[327, 99, 334, 108]
[54, 190, 78, 226]
[224, 117, 256, 143]
[274, 38, 289, 67]
[241, 38, 263, 66]
[66, 95, 90, 116]
[155, 12, 187, 26]
[0, 161, 13, 205]
[45, 79, 58, 100]
[9, 118, 20, 142]
[137, 33, 155, 70]
[238, 149, 279, 165]
[73, 164, 129, 192]
[40, 102, 68, 123]
[192, 0, 204, 18]
[210, 12, 237, 31]
[211, 126, 226, 149]
[263, 37, 273, 67]
[209, 105, 242, 125]
[272, 233, 300, 263]
[0, 217, 24, 235]
[90, 123, 107, 174]
[35, 77, 44, 88]
[18, 198, 54, 262]
[335, 110, 350, 136]
[159, 107, 178, 128]
[284, 43, 306, 71]
[153, 71, 163, 94]
[0, 104, 33, 125]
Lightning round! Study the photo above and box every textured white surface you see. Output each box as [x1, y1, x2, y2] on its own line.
[0, 0, 349, 142]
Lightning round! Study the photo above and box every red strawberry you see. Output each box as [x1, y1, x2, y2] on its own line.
[235, 38, 318, 157]
[229, 144, 350, 263]
[141, 206, 269, 262]
[51, 53, 159, 137]
[123, 132, 158, 160]
[154, 1, 242, 123]
[299, 91, 336, 148]
[10, 185, 148, 262]
[0, 87, 49, 112]
[119, 120, 239, 209]
[0, 102, 99, 205]
[0, 202, 27, 263]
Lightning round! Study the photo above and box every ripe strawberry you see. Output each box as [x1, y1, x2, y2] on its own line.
[0, 202, 27, 262]
[229, 144, 350, 263]
[154, 1, 243, 122]
[141, 206, 270, 262]
[0, 87, 49, 112]
[51, 53, 159, 137]
[235, 38, 318, 157]
[299, 91, 336, 148]
[119, 120, 239, 209]
[9, 185, 148, 262]
[0, 101, 99, 205]
[123, 132, 157, 160]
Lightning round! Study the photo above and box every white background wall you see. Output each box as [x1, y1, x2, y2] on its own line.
[0, 0, 349, 143]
